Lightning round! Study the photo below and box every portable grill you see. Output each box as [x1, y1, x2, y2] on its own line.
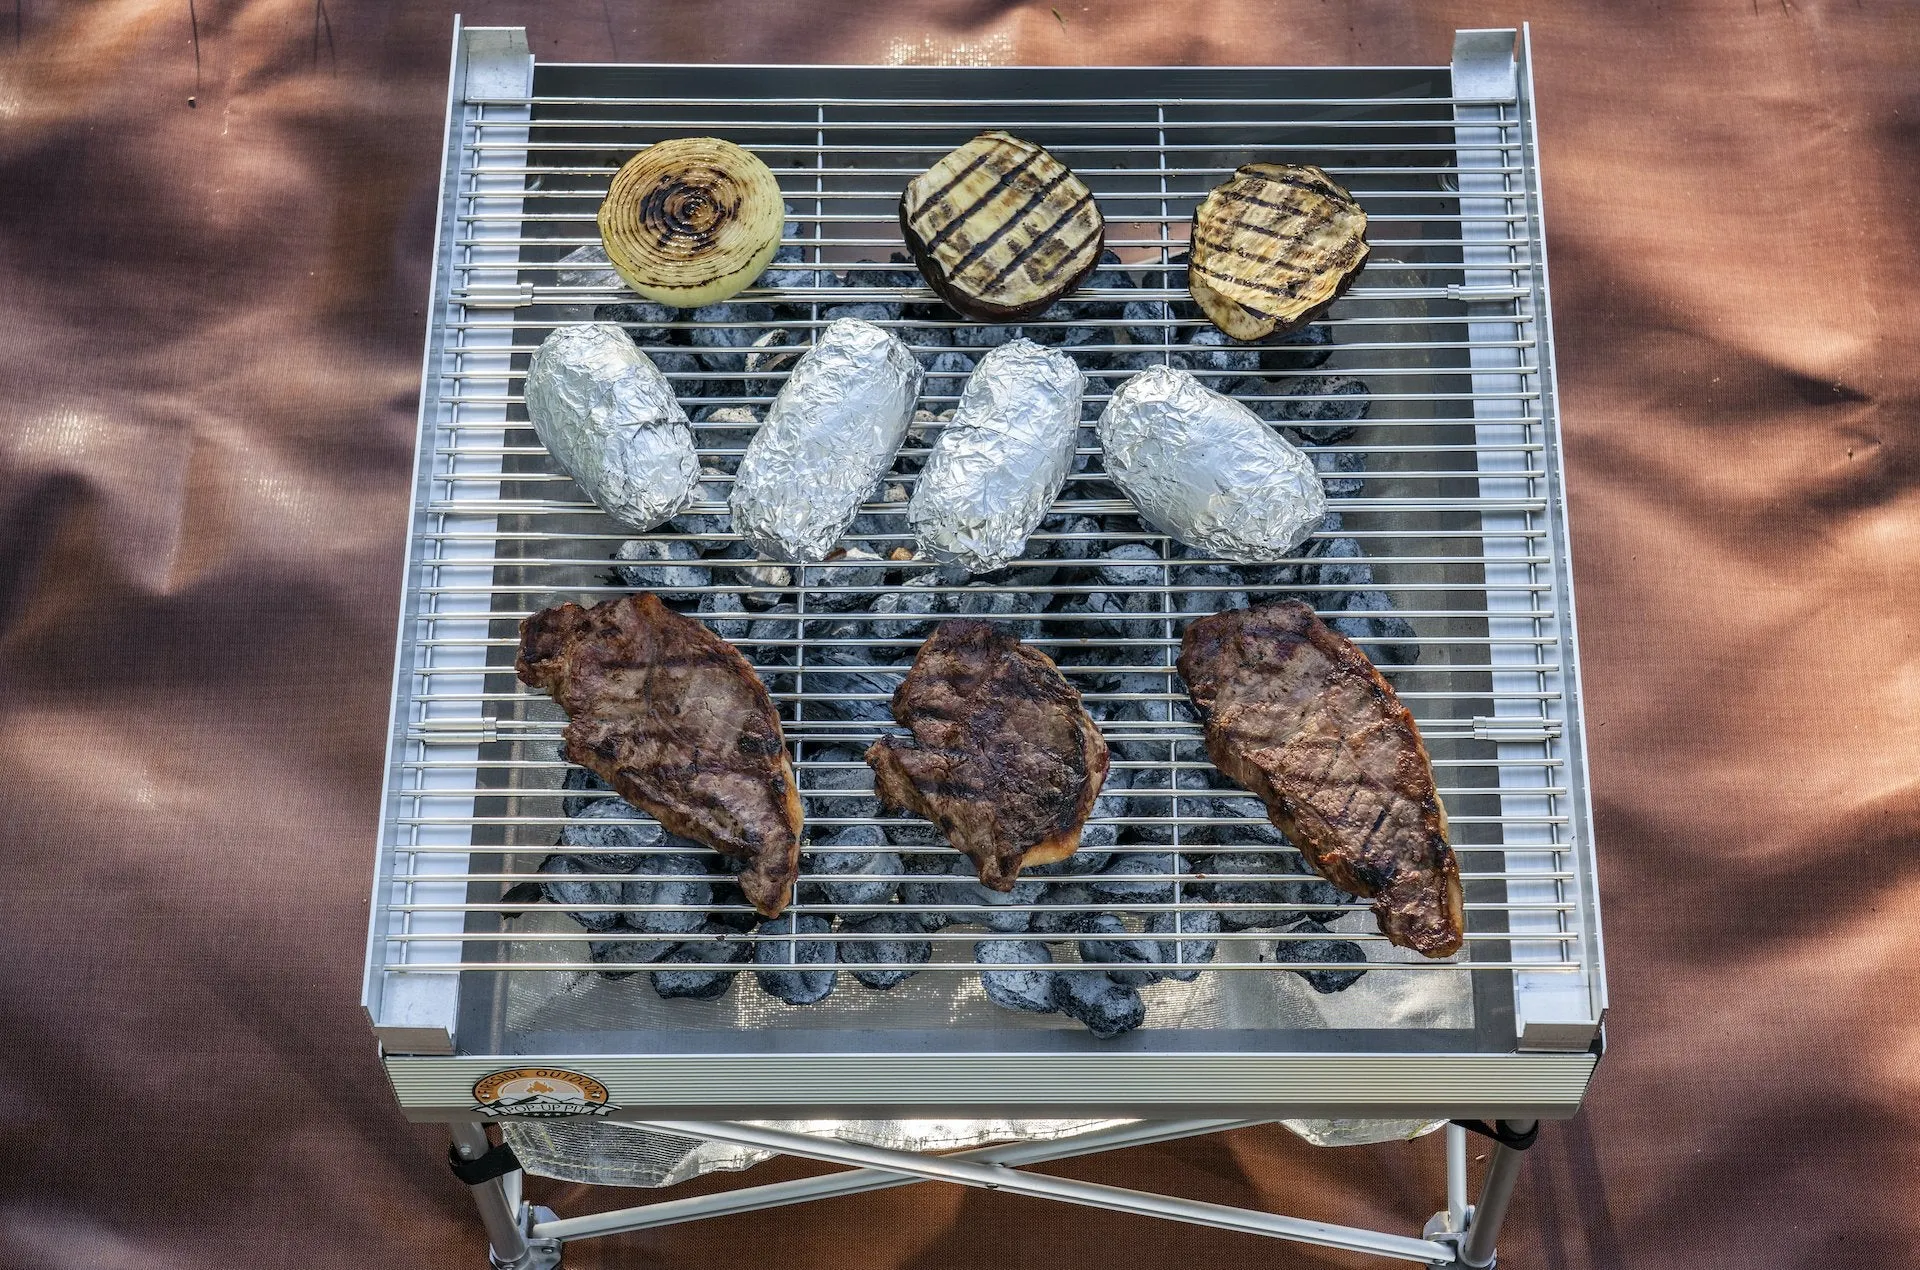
[363, 21, 1604, 1268]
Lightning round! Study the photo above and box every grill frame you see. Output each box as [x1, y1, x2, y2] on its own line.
[362, 24, 1605, 1122]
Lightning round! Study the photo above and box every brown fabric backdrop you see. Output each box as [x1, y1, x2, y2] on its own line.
[3, 2, 1916, 1266]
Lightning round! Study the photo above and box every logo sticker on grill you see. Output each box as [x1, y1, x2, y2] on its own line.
[471, 1068, 612, 1118]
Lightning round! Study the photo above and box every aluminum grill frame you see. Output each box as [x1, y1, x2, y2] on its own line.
[371, 22, 1599, 1270]
[367, 3, 1600, 1183]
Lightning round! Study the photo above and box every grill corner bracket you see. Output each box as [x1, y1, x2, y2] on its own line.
[464, 26, 532, 103]
[1451, 29, 1518, 102]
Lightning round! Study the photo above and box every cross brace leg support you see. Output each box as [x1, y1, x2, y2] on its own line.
[631, 1118, 1458, 1265]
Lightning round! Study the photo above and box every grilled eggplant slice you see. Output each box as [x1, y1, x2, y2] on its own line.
[1188, 163, 1368, 341]
[899, 131, 1104, 323]
[599, 137, 785, 309]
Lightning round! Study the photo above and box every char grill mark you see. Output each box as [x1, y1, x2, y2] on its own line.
[900, 131, 1105, 322]
[1176, 600, 1463, 957]
[517, 592, 803, 918]
[1187, 162, 1369, 341]
[866, 620, 1110, 891]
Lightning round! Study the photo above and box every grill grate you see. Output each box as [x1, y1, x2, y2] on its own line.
[364, 52, 1602, 1057]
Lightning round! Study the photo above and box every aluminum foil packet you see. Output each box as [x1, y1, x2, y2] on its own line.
[730, 317, 924, 562]
[909, 339, 1084, 573]
[1097, 365, 1327, 562]
[525, 323, 701, 531]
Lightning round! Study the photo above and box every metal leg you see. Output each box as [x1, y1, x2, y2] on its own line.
[1455, 1120, 1538, 1268]
[451, 1123, 560, 1270]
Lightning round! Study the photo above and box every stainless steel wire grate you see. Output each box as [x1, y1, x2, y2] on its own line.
[363, 49, 1602, 1060]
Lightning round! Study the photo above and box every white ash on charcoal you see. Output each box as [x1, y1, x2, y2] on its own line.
[823, 256, 915, 326]
[757, 223, 836, 295]
[838, 910, 933, 990]
[798, 546, 889, 610]
[1171, 326, 1262, 377]
[868, 575, 943, 642]
[738, 604, 798, 700]
[561, 763, 615, 817]
[951, 320, 1024, 351]
[706, 545, 791, 609]
[555, 242, 621, 293]
[753, 913, 838, 1004]
[1285, 926, 1370, 993]
[1027, 881, 1100, 936]
[943, 584, 1045, 640]
[976, 938, 1058, 1013]
[694, 592, 752, 642]
[1144, 906, 1220, 982]
[690, 403, 762, 461]
[919, 350, 976, 396]
[539, 855, 629, 933]
[649, 932, 752, 1000]
[1269, 374, 1372, 445]
[1303, 537, 1419, 665]
[799, 825, 901, 908]
[1088, 849, 1177, 905]
[743, 328, 803, 380]
[593, 299, 679, 347]
[1191, 848, 1346, 932]
[1077, 912, 1167, 987]
[1310, 447, 1367, 498]
[613, 538, 709, 604]
[1037, 514, 1104, 562]
[1079, 543, 1168, 642]
[892, 850, 959, 928]
[1172, 559, 1250, 617]
[796, 644, 900, 724]
[688, 300, 779, 380]
[616, 851, 716, 953]
[1050, 969, 1146, 1038]
[800, 745, 878, 820]
[557, 795, 675, 869]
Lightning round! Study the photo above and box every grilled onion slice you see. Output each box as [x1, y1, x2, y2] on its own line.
[598, 137, 785, 309]
[1188, 163, 1368, 341]
[899, 131, 1104, 322]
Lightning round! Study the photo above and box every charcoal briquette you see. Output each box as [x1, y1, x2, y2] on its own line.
[1051, 969, 1147, 1038]
[1144, 906, 1219, 981]
[1311, 447, 1366, 498]
[838, 910, 933, 990]
[540, 855, 629, 932]
[557, 796, 663, 870]
[800, 825, 901, 907]
[589, 936, 678, 979]
[976, 938, 1059, 1014]
[614, 538, 710, 603]
[591, 297, 677, 346]
[1286, 927, 1369, 993]
[1257, 321, 1334, 375]
[688, 302, 778, 374]
[753, 913, 838, 1004]
[1077, 912, 1166, 987]
[560, 764, 615, 818]
[1024, 879, 1102, 938]
[800, 546, 888, 610]
[695, 591, 753, 641]
[648, 932, 752, 999]
[1170, 326, 1261, 376]
[1275, 375, 1371, 445]
[1089, 850, 1176, 903]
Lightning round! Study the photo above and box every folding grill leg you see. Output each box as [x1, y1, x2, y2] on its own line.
[1452, 1119, 1539, 1268]
[450, 1123, 561, 1270]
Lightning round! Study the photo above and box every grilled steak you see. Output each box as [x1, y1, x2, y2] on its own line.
[1177, 601, 1463, 957]
[517, 592, 803, 918]
[866, 620, 1109, 890]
